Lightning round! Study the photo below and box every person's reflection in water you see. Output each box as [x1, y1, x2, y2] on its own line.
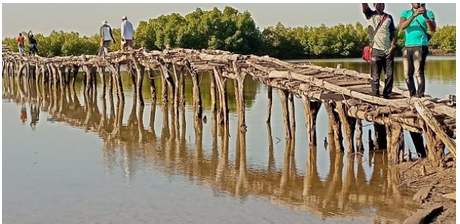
[30, 103, 40, 131]
[20, 104, 27, 125]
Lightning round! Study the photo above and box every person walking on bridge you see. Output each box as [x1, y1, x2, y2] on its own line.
[362, 3, 396, 99]
[17, 33, 25, 56]
[99, 20, 116, 56]
[120, 16, 134, 51]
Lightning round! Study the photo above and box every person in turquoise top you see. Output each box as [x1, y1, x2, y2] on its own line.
[399, 3, 436, 98]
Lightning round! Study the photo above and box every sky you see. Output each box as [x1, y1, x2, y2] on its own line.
[1, 3, 457, 39]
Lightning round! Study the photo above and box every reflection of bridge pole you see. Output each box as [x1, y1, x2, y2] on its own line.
[340, 154, 356, 211]
[236, 127, 248, 197]
[138, 103, 145, 143]
[215, 125, 229, 188]
[303, 144, 318, 197]
[323, 151, 343, 210]
[280, 140, 292, 194]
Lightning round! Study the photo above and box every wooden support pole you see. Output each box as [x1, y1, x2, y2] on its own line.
[387, 123, 404, 164]
[278, 89, 292, 139]
[179, 66, 185, 109]
[289, 93, 296, 138]
[302, 96, 322, 146]
[324, 101, 344, 153]
[148, 68, 156, 102]
[131, 56, 145, 106]
[210, 68, 217, 113]
[266, 87, 272, 124]
[99, 67, 106, 98]
[336, 101, 356, 153]
[213, 67, 228, 125]
[190, 68, 202, 120]
[107, 64, 124, 101]
[82, 65, 92, 94]
[59, 66, 66, 88]
[423, 123, 446, 167]
[172, 64, 180, 116]
[233, 60, 247, 131]
[355, 119, 364, 152]
[71, 65, 78, 88]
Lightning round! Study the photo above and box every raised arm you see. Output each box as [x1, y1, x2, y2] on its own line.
[361, 3, 369, 14]
[424, 11, 437, 32]
[400, 7, 423, 30]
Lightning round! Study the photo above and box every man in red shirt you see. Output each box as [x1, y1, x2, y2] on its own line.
[17, 33, 25, 56]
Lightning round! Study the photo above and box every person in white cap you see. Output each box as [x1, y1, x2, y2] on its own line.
[99, 20, 116, 55]
[120, 16, 134, 50]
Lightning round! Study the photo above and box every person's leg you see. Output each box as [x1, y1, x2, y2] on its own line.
[127, 40, 133, 50]
[103, 41, 110, 55]
[402, 47, 416, 96]
[19, 45, 24, 56]
[412, 46, 425, 97]
[416, 46, 429, 97]
[383, 53, 394, 98]
[370, 49, 383, 97]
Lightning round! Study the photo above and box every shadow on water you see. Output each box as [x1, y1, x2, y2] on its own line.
[2, 69, 426, 223]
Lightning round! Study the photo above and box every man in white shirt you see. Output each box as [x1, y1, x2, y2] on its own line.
[121, 16, 134, 50]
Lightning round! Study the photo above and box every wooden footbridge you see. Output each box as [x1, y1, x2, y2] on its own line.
[2, 75, 417, 223]
[2, 45, 456, 166]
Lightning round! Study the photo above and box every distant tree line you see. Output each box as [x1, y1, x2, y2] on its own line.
[2, 6, 456, 59]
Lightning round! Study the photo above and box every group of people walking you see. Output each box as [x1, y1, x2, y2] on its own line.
[362, 3, 436, 98]
[17, 31, 37, 56]
[17, 16, 134, 57]
[99, 15, 134, 56]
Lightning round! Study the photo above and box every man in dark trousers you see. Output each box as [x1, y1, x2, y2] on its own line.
[28, 31, 38, 56]
[362, 3, 396, 99]
[99, 20, 116, 56]
[399, 3, 436, 98]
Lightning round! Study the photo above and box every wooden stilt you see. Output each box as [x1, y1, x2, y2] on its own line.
[374, 123, 387, 150]
[302, 96, 322, 146]
[210, 69, 217, 113]
[278, 89, 291, 139]
[148, 68, 156, 102]
[266, 87, 272, 124]
[99, 67, 106, 98]
[324, 101, 344, 153]
[355, 119, 364, 152]
[336, 101, 356, 153]
[387, 123, 404, 164]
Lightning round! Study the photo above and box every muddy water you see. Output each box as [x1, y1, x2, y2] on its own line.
[2, 57, 455, 223]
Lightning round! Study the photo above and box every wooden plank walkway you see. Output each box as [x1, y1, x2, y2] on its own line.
[2, 45, 456, 165]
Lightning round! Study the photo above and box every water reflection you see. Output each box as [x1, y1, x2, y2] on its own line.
[2, 76, 420, 223]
